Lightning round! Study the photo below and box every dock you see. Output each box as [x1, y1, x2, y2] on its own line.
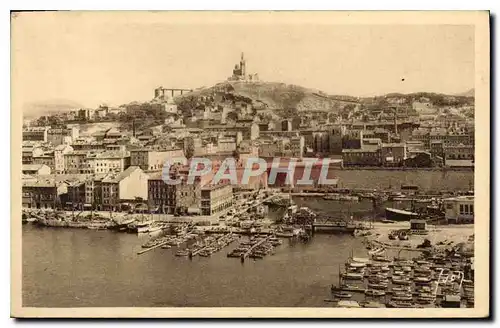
[233, 194, 278, 217]
[190, 234, 224, 257]
[241, 236, 271, 262]
[137, 241, 169, 255]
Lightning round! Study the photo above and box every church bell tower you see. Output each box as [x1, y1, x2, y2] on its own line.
[240, 52, 246, 77]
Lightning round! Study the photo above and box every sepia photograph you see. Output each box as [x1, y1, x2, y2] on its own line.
[10, 11, 490, 318]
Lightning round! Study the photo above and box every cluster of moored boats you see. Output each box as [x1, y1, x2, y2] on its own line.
[227, 236, 282, 259]
[175, 233, 239, 257]
[330, 251, 474, 308]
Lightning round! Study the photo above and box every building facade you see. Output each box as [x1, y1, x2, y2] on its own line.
[443, 196, 474, 224]
[200, 183, 233, 216]
[148, 172, 201, 214]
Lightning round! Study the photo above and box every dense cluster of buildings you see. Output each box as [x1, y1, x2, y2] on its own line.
[21, 54, 474, 216]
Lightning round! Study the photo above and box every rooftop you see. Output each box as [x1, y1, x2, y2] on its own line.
[102, 166, 143, 183]
[22, 164, 49, 172]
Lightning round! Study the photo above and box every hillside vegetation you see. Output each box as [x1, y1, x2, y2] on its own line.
[178, 81, 355, 113]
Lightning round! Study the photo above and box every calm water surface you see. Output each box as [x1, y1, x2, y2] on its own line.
[22, 171, 473, 307]
[22, 225, 366, 307]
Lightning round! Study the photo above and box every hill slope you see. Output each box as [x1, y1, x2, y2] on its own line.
[179, 81, 357, 113]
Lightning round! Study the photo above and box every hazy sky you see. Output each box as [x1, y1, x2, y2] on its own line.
[12, 13, 475, 109]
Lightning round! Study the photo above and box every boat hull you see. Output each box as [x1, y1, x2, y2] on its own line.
[385, 208, 419, 221]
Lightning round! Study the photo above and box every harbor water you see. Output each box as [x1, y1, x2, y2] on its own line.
[22, 224, 366, 307]
[22, 171, 473, 307]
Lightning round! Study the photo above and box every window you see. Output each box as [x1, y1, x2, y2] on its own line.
[459, 204, 464, 214]
[470, 204, 474, 215]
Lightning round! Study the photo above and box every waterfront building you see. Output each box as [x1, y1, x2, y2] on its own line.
[342, 130, 363, 149]
[443, 143, 474, 160]
[200, 183, 233, 216]
[148, 170, 201, 214]
[22, 164, 51, 176]
[381, 143, 407, 166]
[430, 140, 444, 158]
[404, 151, 433, 168]
[65, 177, 90, 210]
[22, 177, 67, 209]
[100, 166, 149, 211]
[342, 148, 381, 166]
[443, 195, 474, 224]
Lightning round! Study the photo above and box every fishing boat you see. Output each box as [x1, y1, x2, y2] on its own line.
[414, 276, 432, 283]
[365, 289, 386, 297]
[115, 217, 136, 231]
[372, 255, 392, 262]
[392, 278, 412, 285]
[368, 247, 385, 256]
[148, 222, 164, 233]
[342, 272, 364, 280]
[416, 295, 435, 304]
[175, 250, 190, 257]
[332, 291, 352, 299]
[391, 294, 413, 301]
[385, 208, 419, 221]
[368, 283, 388, 290]
[414, 267, 432, 274]
[88, 221, 109, 230]
[392, 286, 411, 292]
[415, 260, 432, 266]
[341, 284, 364, 292]
[137, 223, 153, 234]
[128, 219, 154, 233]
[348, 261, 367, 269]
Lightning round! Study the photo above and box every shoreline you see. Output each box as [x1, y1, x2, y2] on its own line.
[340, 167, 474, 172]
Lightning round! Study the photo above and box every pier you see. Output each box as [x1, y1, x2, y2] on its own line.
[240, 236, 271, 262]
[137, 241, 169, 255]
[190, 234, 226, 257]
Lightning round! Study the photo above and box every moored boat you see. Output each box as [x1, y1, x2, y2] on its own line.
[385, 207, 419, 221]
[333, 291, 352, 299]
[365, 289, 386, 297]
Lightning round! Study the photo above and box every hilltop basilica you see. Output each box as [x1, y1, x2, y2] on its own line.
[228, 52, 259, 82]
